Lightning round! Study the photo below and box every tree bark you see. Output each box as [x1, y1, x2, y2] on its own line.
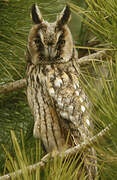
[0, 79, 26, 94]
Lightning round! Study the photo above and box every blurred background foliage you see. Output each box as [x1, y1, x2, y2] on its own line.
[0, 0, 117, 179]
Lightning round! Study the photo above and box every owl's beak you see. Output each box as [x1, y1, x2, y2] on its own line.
[47, 46, 56, 60]
[48, 46, 52, 57]
[45, 45, 56, 60]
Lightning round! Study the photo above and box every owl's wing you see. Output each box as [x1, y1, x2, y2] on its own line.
[46, 66, 97, 177]
[47, 69, 92, 145]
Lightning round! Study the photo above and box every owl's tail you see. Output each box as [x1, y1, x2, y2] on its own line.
[75, 147, 97, 180]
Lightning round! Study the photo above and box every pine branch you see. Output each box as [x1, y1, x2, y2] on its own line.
[0, 50, 106, 94]
[0, 79, 26, 94]
[0, 123, 112, 180]
[78, 50, 106, 65]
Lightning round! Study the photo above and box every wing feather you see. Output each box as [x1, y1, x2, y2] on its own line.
[47, 69, 92, 145]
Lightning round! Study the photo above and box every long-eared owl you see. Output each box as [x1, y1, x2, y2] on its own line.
[26, 4, 97, 179]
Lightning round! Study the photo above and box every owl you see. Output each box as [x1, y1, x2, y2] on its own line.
[26, 4, 97, 179]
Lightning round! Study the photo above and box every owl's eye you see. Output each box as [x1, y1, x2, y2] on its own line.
[56, 38, 65, 50]
[35, 39, 40, 44]
[34, 37, 44, 50]
[34, 35, 42, 45]
[60, 40, 65, 45]
[57, 33, 65, 46]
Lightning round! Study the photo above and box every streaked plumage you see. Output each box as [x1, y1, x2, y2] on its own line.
[26, 4, 97, 179]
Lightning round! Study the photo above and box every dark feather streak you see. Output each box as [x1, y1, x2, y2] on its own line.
[31, 4, 42, 24]
[57, 5, 71, 28]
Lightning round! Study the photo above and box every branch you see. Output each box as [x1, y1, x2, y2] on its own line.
[0, 153, 51, 180]
[0, 50, 106, 94]
[0, 79, 26, 94]
[0, 123, 112, 180]
[78, 50, 106, 65]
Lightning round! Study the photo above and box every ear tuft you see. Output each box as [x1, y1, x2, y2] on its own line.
[56, 5, 71, 28]
[31, 4, 43, 24]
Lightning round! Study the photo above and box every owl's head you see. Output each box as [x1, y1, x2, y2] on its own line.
[27, 4, 74, 65]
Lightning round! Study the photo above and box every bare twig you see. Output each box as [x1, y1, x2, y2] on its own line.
[78, 50, 106, 65]
[0, 124, 112, 180]
[64, 123, 112, 156]
[0, 50, 106, 94]
[0, 153, 51, 180]
[0, 79, 26, 94]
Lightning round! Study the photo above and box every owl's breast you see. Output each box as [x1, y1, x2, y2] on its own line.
[42, 64, 92, 144]
[27, 64, 67, 152]
[27, 63, 92, 151]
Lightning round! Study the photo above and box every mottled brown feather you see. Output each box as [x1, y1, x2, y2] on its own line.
[26, 4, 97, 179]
